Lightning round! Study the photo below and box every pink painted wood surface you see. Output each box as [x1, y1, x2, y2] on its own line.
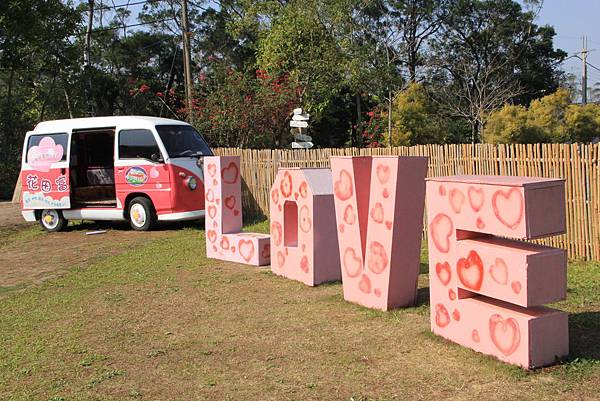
[429, 176, 566, 239]
[427, 176, 568, 368]
[269, 168, 341, 286]
[204, 156, 270, 266]
[330, 156, 428, 310]
[455, 237, 566, 307]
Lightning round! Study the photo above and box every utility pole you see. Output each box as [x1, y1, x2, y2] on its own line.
[84, 0, 95, 116]
[181, 0, 194, 123]
[582, 36, 588, 104]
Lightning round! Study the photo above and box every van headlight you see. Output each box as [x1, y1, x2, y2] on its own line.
[186, 176, 198, 190]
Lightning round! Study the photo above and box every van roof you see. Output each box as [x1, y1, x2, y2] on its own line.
[33, 116, 189, 133]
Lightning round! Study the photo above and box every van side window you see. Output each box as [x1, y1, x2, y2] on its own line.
[119, 129, 161, 160]
[26, 133, 69, 163]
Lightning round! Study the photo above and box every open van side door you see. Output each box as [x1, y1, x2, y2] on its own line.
[20, 131, 71, 210]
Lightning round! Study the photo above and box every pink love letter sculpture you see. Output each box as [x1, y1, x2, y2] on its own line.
[330, 156, 428, 310]
[427, 175, 568, 369]
[204, 156, 270, 266]
[269, 168, 341, 286]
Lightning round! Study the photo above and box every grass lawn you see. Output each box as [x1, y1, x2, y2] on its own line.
[0, 220, 599, 400]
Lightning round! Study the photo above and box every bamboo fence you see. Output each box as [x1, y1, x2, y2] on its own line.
[214, 143, 600, 261]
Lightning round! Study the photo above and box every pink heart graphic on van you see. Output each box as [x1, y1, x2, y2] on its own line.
[27, 137, 64, 172]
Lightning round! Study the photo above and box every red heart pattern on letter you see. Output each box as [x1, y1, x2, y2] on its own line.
[489, 314, 521, 356]
[207, 205, 217, 219]
[436, 262, 452, 286]
[271, 188, 279, 204]
[430, 213, 453, 253]
[271, 221, 282, 246]
[224, 196, 236, 210]
[376, 164, 391, 184]
[299, 181, 308, 198]
[300, 255, 309, 273]
[299, 205, 312, 233]
[343, 248, 362, 278]
[343, 204, 356, 225]
[221, 162, 239, 184]
[489, 257, 508, 285]
[334, 169, 353, 201]
[468, 187, 484, 212]
[457, 250, 484, 291]
[435, 304, 451, 328]
[367, 241, 388, 274]
[280, 171, 293, 198]
[207, 163, 217, 177]
[370, 202, 384, 224]
[449, 188, 465, 214]
[358, 274, 372, 294]
[238, 239, 255, 262]
[492, 188, 524, 230]
[261, 243, 270, 260]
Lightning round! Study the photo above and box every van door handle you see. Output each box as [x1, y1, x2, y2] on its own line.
[60, 168, 66, 175]
[117, 168, 124, 173]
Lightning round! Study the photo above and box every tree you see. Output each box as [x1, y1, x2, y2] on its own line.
[486, 88, 600, 144]
[388, 0, 449, 82]
[255, 0, 400, 146]
[528, 87, 571, 142]
[429, 0, 563, 143]
[565, 104, 600, 143]
[191, 61, 300, 148]
[0, 0, 80, 198]
[512, 25, 566, 105]
[485, 104, 547, 143]
[381, 83, 444, 145]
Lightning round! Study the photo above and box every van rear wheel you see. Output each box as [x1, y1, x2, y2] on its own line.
[128, 197, 156, 231]
[39, 209, 67, 232]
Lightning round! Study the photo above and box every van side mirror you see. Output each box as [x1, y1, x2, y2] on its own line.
[150, 153, 163, 163]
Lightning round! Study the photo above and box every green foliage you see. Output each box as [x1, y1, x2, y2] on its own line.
[255, 1, 347, 115]
[565, 104, 600, 143]
[0, 0, 80, 199]
[528, 88, 572, 141]
[486, 89, 600, 143]
[485, 104, 547, 143]
[191, 61, 300, 148]
[382, 83, 444, 146]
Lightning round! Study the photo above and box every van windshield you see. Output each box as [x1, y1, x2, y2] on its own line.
[155, 125, 213, 158]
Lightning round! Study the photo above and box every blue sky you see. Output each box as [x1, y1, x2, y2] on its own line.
[534, 0, 600, 86]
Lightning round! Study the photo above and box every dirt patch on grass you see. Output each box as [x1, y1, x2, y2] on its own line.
[0, 216, 202, 291]
[0, 202, 28, 229]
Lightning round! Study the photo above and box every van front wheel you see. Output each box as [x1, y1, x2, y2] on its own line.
[128, 197, 156, 231]
[40, 209, 67, 232]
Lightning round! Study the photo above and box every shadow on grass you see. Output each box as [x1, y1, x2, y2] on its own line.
[63, 219, 204, 233]
[415, 286, 430, 307]
[569, 311, 600, 361]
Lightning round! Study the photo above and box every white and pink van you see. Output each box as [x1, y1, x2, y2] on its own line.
[19, 116, 212, 231]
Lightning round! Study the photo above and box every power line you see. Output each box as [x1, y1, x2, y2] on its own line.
[586, 60, 600, 74]
[89, 17, 176, 33]
[80, 0, 151, 12]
